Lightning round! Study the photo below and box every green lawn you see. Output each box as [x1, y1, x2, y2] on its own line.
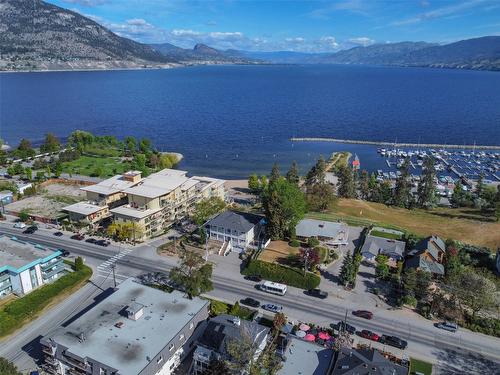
[61, 155, 130, 177]
[370, 230, 403, 240]
[0, 264, 92, 338]
[410, 358, 433, 375]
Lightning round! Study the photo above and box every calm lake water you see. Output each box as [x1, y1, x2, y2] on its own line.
[1, 65, 500, 178]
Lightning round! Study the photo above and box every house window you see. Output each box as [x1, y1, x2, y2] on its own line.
[157, 356, 163, 364]
[169, 344, 175, 351]
[179, 334, 185, 341]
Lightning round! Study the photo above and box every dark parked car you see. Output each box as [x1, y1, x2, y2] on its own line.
[96, 239, 110, 247]
[240, 297, 261, 308]
[435, 321, 458, 333]
[360, 330, 380, 341]
[245, 275, 262, 282]
[332, 321, 356, 334]
[379, 335, 408, 349]
[23, 225, 38, 234]
[352, 310, 373, 320]
[53, 231, 64, 237]
[305, 288, 328, 299]
[70, 234, 85, 241]
[85, 238, 97, 244]
[60, 250, 70, 257]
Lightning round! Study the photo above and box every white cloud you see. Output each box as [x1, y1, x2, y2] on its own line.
[319, 36, 339, 49]
[285, 37, 306, 43]
[348, 37, 375, 46]
[392, 0, 486, 26]
[308, 0, 368, 19]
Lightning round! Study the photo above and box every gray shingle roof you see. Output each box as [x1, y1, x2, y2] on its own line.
[295, 219, 348, 239]
[207, 211, 263, 233]
[413, 235, 445, 261]
[361, 235, 405, 259]
[333, 347, 408, 375]
[405, 255, 445, 275]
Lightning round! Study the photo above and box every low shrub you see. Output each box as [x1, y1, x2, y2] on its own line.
[463, 316, 500, 338]
[401, 295, 417, 307]
[314, 246, 328, 263]
[307, 237, 320, 248]
[242, 260, 320, 290]
[329, 250, 339, 261]
[289, 239, 300, 247]
[0, 265, 92, 337]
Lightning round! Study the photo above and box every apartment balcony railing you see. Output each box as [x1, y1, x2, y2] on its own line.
[0, 273, 10, 283]
[42, 264, 66, 279]
[40, 258, 63, 271]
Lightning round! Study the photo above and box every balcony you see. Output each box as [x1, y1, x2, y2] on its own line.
[0, 278, 12, 291]
[42, 263, 66, 280]
[0, 273, 10, 283]
[40, 258, 63, 271]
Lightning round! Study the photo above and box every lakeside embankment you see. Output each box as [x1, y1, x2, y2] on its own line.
[291, 137, 500, 150]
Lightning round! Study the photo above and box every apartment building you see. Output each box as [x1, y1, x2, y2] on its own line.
[41, 278, 209, 375]
[0, 235, 65, 298]
[63, 171, 143, 224]
[110, 169, 225, 240]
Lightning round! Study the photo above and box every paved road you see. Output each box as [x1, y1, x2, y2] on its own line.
[1, 225, 499, 374]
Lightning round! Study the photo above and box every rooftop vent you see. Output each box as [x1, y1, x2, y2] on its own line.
[232, 317, 241, 326]
[126, 302, 145, 321]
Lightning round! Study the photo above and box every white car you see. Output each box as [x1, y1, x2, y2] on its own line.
[262, 304, 283, 313]
[13, 222, 26, 229]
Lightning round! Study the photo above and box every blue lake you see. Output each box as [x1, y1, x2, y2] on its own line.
[1, 64, 499, 178]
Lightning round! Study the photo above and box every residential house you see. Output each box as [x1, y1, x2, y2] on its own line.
[41, 278, 209, 375]
[295, 219, 349, 247]
[277, 336, 334, 375]
[361, 235, 405, 262]
[111, 169, 225, 241]
[331, 347, 408, 375]
[191, 314, 270, 375]
[405, 235, 446, 276]
[0, 235, 65, 298]
[206, 211, 266, 253]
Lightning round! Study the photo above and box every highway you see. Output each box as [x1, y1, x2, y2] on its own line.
[1, 225, 499, 374]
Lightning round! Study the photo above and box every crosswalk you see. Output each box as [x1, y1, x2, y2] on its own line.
[95, 247, 135, 283]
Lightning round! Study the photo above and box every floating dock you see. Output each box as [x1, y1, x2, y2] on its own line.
[290, 137, 500, 150]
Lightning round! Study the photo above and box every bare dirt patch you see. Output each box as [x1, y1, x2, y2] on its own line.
[6, 183, 86, 219]
[259, 240, 300, 263]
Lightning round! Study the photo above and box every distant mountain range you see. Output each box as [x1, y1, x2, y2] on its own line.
[1, 0, 499, 71]
[148, 43, 256, 64]
[240, 38, 500, 70]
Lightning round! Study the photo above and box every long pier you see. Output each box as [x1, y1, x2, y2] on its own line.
[290, 137, 500, 150]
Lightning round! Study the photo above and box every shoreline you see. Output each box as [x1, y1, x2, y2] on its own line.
[291, 137, 500, 150]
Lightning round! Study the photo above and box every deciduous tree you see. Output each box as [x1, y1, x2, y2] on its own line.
[192, 197, 226, 225]
[170, 250, 213, 298]
[40, 133, 61, 153]
[0, 357, 22, 375]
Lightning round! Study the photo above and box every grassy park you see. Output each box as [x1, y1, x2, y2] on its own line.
[61, 155, 130, 177]
[308, 198, 500, 249]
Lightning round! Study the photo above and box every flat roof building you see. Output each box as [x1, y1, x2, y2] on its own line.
[0, 235, 65, 298]
[41, 278, 209, 375]
[277, 337, 334, 375]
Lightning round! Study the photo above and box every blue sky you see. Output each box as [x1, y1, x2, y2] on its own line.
[48, 0, 500, 51]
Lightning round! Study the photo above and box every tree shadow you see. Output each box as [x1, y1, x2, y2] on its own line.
[433, 347, 500, 375]
[319, 268, 342, 285]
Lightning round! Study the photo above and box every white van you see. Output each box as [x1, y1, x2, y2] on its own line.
[260, 281, 287, 296]
[13, 222, 26, 229]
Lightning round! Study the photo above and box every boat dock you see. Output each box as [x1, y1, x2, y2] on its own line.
[290, 137, 500, 150]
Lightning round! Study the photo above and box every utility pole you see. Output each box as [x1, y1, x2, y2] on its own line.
[111, 264, 117, 288]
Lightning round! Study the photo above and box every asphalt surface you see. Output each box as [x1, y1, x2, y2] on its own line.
[0, 224, 499, 374]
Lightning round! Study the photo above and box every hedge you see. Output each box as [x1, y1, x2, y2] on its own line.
[208, 299, 256, 320]
[463, 316, 500, 338]
[242, 260, 320, 290]
[0, 265, 92, 337]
